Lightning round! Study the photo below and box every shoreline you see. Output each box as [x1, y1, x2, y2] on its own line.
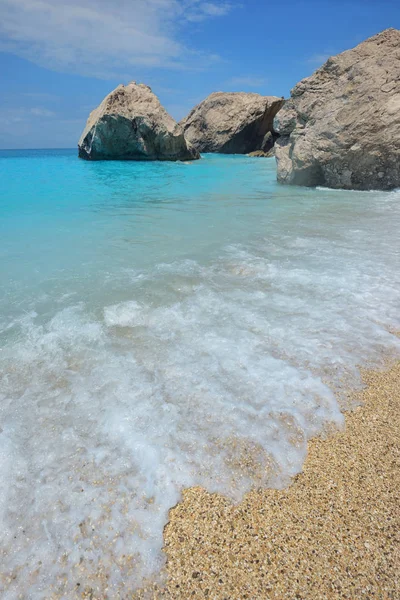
[137, 358, 400, 599]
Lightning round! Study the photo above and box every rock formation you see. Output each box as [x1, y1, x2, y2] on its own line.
[275, 28, 400, 190]
[248, 150, 275, 158]
[78, 82, 199, 161]
[180, 92, 284, 154]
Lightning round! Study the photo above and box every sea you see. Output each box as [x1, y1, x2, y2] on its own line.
[0, 149, 399, 598]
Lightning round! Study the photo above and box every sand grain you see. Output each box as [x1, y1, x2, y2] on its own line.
[160, 362, 400, 599]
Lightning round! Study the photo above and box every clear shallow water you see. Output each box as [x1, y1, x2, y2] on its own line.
[0, 150, 399, 597]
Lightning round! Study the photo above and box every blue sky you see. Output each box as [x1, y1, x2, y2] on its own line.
[0, 0, 399, 149]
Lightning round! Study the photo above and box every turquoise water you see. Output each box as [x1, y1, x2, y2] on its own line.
[1, 149, 399, 597]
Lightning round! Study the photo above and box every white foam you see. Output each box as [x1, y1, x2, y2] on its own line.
[1, 191, 400, 598]
[104, 300, 147, 327]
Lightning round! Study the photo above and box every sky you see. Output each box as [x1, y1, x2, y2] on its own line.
[0, 0, 399, 149]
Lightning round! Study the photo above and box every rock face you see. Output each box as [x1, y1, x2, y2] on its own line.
[181, 92, 284, 154]
[275, 29, 400, 190]
[78, 82, 199, 161]
[248, 150, 275, 158]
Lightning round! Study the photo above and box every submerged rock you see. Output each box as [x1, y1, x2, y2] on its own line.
[248, 150, 275, 158]
[180, 92, 284, 154]
[275, 28, 400, 190]
[78, 82, 199, 161]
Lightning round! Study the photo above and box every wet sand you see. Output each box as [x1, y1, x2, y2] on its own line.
[155, 361, 400, 599]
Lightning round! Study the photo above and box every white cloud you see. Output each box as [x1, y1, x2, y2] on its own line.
[0, 105, 82, 148]
[226, 76, 268, 88]
[0, 0, 236, 78]
[22, 92, 60, 101]
[305, 53, 332, 66]
[30, 107, 56, 117]
[186, 1, 234, 20]
[201, 2, 233, 15]
[0, 106, 56, 127]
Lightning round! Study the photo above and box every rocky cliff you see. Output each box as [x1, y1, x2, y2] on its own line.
[78, 82, 199, 161]
[275, 29, 400, 190]
[181, 92, 284, 154]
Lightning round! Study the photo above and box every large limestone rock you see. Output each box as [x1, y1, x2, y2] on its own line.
[275, 29, 400, 190]
[181, 92, 284, 154]
[78, 82, 199, 161]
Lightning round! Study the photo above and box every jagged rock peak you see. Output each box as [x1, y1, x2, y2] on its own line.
[275, 28, 400, 190]
[78, 82, 199, 161]
[181, 92, 284, 154]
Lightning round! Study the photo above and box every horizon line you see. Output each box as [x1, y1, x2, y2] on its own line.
[0, 147, 77, 151]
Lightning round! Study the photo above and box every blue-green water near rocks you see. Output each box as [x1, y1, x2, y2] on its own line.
[0, 149, 399, 597]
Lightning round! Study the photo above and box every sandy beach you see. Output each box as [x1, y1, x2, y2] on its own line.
[2, 7, 400, 599]
[139, 359, 400, 599]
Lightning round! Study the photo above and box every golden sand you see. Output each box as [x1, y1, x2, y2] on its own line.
[153, 362, 400, 599]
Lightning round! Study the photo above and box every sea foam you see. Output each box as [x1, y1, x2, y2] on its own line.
[0, 152, 399, 598]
